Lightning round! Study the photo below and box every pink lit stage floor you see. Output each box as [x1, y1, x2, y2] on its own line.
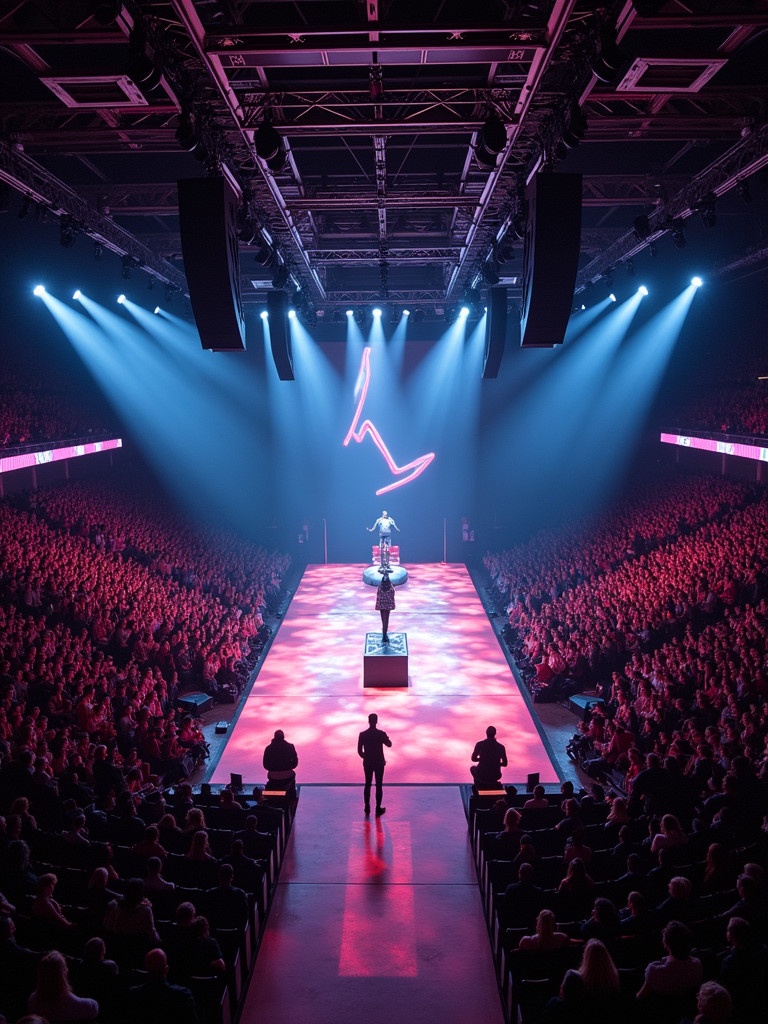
[210, 562, 557, 785]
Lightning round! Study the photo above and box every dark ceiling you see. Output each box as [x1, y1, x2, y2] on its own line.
[1, 0, 768, 323]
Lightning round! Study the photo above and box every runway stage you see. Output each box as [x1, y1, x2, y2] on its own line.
[209, 562, 557, 785]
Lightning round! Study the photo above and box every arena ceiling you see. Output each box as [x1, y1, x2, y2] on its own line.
[1, 0, 768, 321]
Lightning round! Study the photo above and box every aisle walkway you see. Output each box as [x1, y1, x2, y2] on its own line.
[239, 786, 504, 1024]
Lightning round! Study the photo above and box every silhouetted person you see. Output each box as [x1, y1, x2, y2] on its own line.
[358, 713, 392, 816]
[470, 725, 508, 788]
[262, 729, 298, 791]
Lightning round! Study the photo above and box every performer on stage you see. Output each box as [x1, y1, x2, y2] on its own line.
[368, 510, 400, 569]
[375, 572, 395, 642]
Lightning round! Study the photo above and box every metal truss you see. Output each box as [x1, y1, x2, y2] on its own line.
[0, 140, 188, 292]
[575, 120, 768, 291]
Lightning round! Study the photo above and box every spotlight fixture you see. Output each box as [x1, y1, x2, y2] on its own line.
[638, 285, 649, 296]
[474, 114, 507, 169]
[736, 179, 752, 203]
[372, 307, 382, 318]
[403, 308, 410, 317]
[117, 294, 126, 304]
[33, 284, 45, 296]
[633, 214, 651, 241]
[288, 309, 296, 319]
[561, 104, 588, 150]
[691, 276, 703, 288]
[126, 26, 162, 93]
[93, 241, 103, 259]
[626, 260, 635, 277]
[649, 242, 658, 258]
[609, 293, 617, 302]
[121, 254, 139, 279]
[73, 289, 82, 300]
[271, 263, 289, 290]
[59, 217, 79, 248]
[591, 30, 625, 83]
[459, 305, 470, 318]
[345, 309, 353, 317]
[413, 308, 426, 323]
[254, 122, 287, 172]
[175, 113, 198, 153]
[154, 306, 161, 314]
[695, 193, 717, 228]
[665, 219, 686, 249]
[260, 310, 268, 320]
[18, 195, 33, 220]
[482, 257, 500, 286]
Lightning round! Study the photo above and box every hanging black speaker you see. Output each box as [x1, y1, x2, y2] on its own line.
[520, 173, 582, 348]
[177, 177, 246, 351]
[267, 291, 295, 381]
[483, 287, 507, 379]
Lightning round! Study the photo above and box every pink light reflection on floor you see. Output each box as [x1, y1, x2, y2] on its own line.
[210, 563, 557, 784]
[338, 819, 418, 977]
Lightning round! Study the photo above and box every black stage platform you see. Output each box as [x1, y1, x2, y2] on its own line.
[363, 632, 409, 687]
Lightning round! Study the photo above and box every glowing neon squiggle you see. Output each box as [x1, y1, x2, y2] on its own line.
[343, 347, 435, 495]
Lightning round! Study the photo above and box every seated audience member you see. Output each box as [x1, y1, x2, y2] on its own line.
[718, 916, 768, 1024]
[542, 968, 588, 1024]
[28, 949, 99, 1023]
[204, 863, 249, 929]
[619, 890, 654, 936]
[523, 784, 549, 809]
[637, 920, 703, 1012]
[519, 909, 570, 951]
[143, 856, 175, 892]
[690, 981, 733, 1024]
[580, 897, 621, 944]
[127, 947, 199, 1024]
[104, 877, 159, 944]
[263, 729, 299, 789]
[651, 814, 689, 858]
[502, 861, 544, 930]
[71, 937, 119, 1023]
[574, 939, 621, 1023]
[31, 872, 75, 929]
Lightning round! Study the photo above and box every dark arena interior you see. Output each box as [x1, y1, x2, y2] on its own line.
[3, 2, 768, 1023]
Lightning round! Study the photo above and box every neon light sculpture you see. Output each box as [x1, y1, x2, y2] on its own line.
[343, 347, 435, 495]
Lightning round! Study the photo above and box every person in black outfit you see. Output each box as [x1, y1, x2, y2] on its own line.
[470, 725, 508, 788]
[262, 729, 298, 790]
[127, 948, 199, 1024]
[375, 572, 396, 642]
[358, 713, 392, 816]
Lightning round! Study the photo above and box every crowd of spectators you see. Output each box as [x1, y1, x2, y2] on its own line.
[673, 382, 768, 437]
[0, 478, 290, 792]
[0, 372, 115, 448]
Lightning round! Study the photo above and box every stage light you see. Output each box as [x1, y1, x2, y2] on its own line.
[413, 308, 426, 323]
[638, 285, 649, 296]
[459, 306, 470, 318]
[260, 310, 268, 320]
[580, 304, 586, 310]
[33, 284, 46, 296]
[691, 276, 703, 288]
[403, 308, 410, 317]
[153, 306, 161, 315]
[288, 309, 296, 319]
[474, 113, 507, 169]
[73, 289, 82, 300]
[609, 293, 617, 302]
[372, 307, 382, 318]
[345, 309, 353, 317]
[117, 294, 126, 304]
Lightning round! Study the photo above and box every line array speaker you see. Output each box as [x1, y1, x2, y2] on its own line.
[520, 172, 582, 348]
[266, 290, 295, 380]
[177, 177, 246, 351]
[482, 286, 507, 379]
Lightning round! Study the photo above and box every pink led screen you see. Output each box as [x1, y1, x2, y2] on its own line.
[660, 432, 768, 463]
[0, 438, 123, 475]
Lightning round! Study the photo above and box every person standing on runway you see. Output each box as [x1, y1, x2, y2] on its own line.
[367, 510, 399, 569]
[375, 572, 396, 642]
[358, 713, 392, 816]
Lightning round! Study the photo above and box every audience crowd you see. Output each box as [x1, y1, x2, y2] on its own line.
[482, 469, 768, 1022]
[0, 372, 115, 448]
